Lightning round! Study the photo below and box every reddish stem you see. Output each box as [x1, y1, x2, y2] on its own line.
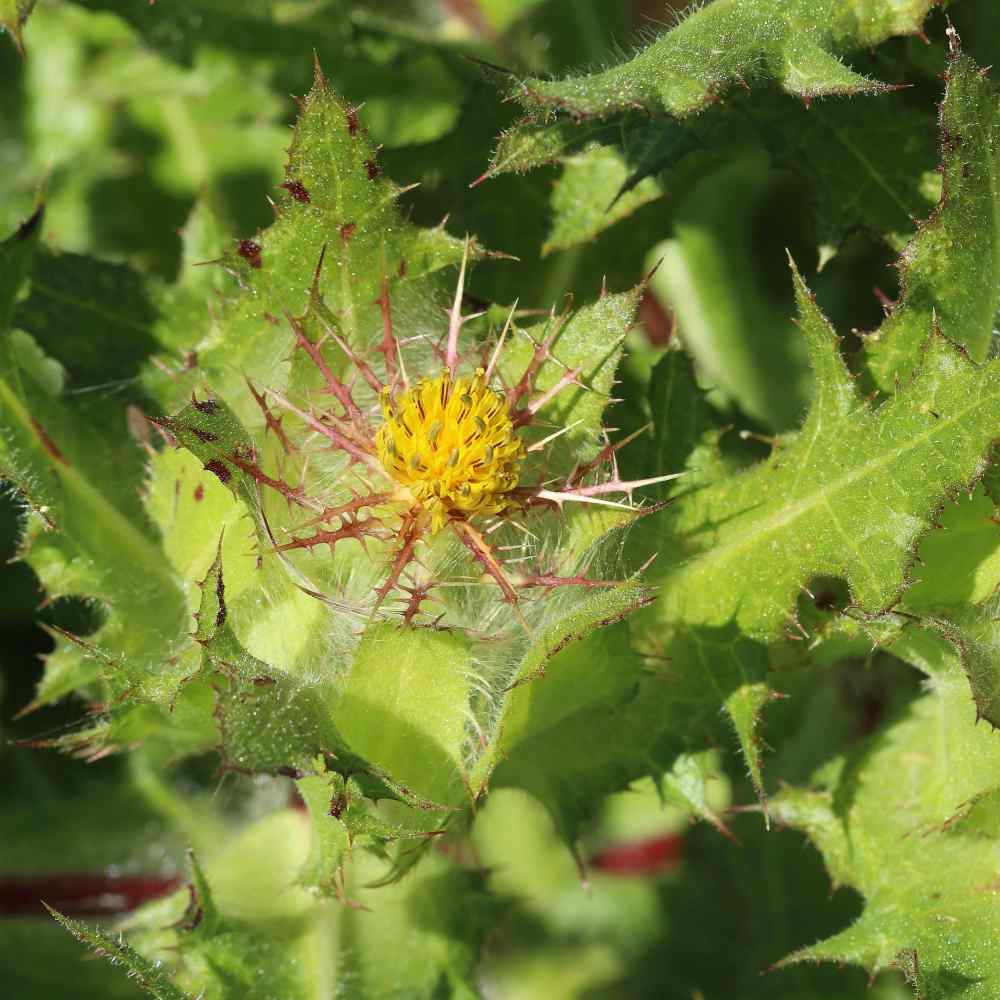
[589, 833, 684, 877]
[0, 873, 182, 918]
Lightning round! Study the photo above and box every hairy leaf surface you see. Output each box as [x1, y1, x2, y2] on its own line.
[509, 0, 936, 119]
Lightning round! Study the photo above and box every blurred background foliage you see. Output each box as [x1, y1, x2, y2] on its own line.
[3, 0, 994, 996]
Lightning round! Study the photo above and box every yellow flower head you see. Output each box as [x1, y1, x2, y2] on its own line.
[247, 241, 677, 623]
[376, 368, 525, 533]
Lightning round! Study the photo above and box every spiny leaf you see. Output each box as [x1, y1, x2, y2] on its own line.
[192, 540, 342, 774]
[487, 619, 769, 842]
[188, 541, 453, 827]
[508, 0, 935, 120]
[863, 39, 1000, 389]
[0, 214, 190, 711]
[497, 285, 641, 467]
[629, 239, 1000, 800]
[159, 395, 262, 519]
[296, 756, 432, 896]
[45, 904, 194, 1000]
[640, 262, 1000, 641]
[773, 655, 1000, 996]
[485, 49, 938, 259]
[906, 595, 1000, 731]
[472, 582, 652, 801]
[193, 61, 470, 427]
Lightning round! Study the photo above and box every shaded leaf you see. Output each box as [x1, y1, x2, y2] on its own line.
[337, 622, 472, 806]
[0, 215, 190, 711]
[648, 151, 811, 429]
[647, 347, 730, 496]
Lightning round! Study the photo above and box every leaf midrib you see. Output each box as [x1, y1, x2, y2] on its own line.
[671, 358, 995, 585]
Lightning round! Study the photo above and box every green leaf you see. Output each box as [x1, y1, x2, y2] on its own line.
[337, 622, 472, 806]
[773, 655, 1000, 995]
[658, 750, 733, 839]
[0, 214, 190, 711]
[542, 143, 665, 256]
[647, 347, 731, 496]
[333, 849, 496, 999]
[863, 42, 1000, 389]
[903, 486, 1000, 612]
[472, 583, 652, 799]
[0, 206, 40, 326]
[900, 595, 1000, 732]
[190, 540, 341, 773]
[485, 619, 770, 841]
[523, 117, 705, 256]
[45, 905, 194, 1000]
[184, 540, 454, 829]
[509, 0, 936, 119]
[485, 118, 590, 178]
[640, 261, 1000, 641]
[159, 396, 262, 520]
[485, 43, 939, 261]
[192, 61, 469, 426]
[497, 285, 640, 468]
[647, 151, 811, 429]
[14, 248, 161, 387]
[296, 758, 431, 896]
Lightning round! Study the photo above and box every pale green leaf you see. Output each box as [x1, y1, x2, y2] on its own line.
[337, 622, 472, 806]
[774, 658, 1000, 996]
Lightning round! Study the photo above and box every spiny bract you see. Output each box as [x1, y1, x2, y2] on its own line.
[240, 245, 676, 624]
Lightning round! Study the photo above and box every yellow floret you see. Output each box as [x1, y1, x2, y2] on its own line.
[376, 369, 525, 533]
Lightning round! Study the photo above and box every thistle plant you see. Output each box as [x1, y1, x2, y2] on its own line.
[206, 244, 674, 633]
[6, 2, 1000, 999]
